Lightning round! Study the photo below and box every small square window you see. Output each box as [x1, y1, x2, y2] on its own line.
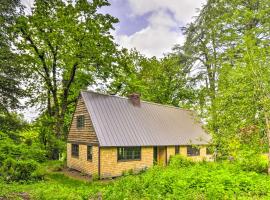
[71, 144, 79, 157]
[87, 145, 92, 161]
[77, 115, 85, 129]
[187, 146, 200, 156]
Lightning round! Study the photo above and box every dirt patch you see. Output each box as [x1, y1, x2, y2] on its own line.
[0, 192, 30, 200]
[60, 168, 115, 183]
[61, 168, 92, 182]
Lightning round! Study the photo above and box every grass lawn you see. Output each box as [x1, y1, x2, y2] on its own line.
[1, 157, 270, 200]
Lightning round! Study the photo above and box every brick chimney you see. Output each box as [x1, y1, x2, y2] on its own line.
[128, 93, 141, 106]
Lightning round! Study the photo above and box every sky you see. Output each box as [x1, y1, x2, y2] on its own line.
[22, 0, 205, 58]
[20, 0, 205, 120]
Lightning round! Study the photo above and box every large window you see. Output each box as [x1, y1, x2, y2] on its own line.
[71, 144, 79, 157]
[117, 147, 141, 161]
[87, 145, 92, 161]
[187, 146, 200, 156]
[175, 146, 180, 154]
[76, 115, 85, 129]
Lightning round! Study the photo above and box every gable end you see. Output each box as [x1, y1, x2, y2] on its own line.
[68, 96, 99, 144]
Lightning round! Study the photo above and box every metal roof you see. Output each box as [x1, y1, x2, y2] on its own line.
[81, 91, 211, 147]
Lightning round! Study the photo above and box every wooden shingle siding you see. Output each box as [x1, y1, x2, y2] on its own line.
[100, 146, 153, 178]
[67, 143, 99, 175]
[68, 97, 99, 144]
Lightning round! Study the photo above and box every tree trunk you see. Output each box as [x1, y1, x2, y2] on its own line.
[264, 112, 270, 175]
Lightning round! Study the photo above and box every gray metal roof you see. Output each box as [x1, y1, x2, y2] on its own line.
[81, 91, 211, 147]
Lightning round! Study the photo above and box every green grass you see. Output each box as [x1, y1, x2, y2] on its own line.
[0, 172, 107, 200]
[2, 157, 270, 200]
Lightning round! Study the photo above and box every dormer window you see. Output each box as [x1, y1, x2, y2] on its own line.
[77, 115, 85, 129]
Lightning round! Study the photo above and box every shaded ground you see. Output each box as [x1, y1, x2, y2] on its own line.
[61, 168, 92, 182]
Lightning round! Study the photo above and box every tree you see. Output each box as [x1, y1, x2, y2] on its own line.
[0, 0, 26, 134]
[13, 0, 118, 157]
[107, 48, 195, 108]
[182, 0, 270, 155]
[0, 0, 24, 113]
[215, 35, 270, 172]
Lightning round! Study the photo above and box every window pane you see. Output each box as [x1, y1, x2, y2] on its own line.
[72, 144, 79, 157]
[117, 147, 141, 161]
[77, 115, 85, 128]
[87, 145, 92, 161]
[187, 146, 200, 156]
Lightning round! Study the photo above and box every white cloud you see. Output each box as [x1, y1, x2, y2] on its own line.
[115, 0, 206, 58]
[127, 0, 205, 24]
[116, 10, 184, 57]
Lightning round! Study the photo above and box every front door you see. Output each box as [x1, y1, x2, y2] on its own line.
[153, 146, 158, 165]
[153, 146, 167, 166]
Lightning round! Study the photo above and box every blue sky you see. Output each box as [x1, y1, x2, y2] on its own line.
[101, 0, 205, 57]
[22, 0, 205, 58]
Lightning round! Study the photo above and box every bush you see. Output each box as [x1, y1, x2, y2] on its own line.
[1, 158, 39, 182]
[169, 154, 195, 168]
[236, 153, 268, 173]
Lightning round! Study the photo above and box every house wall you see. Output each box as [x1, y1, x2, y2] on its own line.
[67, 97, 98, 144]
[67, 143, 99, 175]
[179, 146, 211, 161]
[167, 146, 175, 163]
[100, 146, 153, 178]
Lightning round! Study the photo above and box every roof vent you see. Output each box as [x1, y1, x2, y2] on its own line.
[128, 93, 141, 107]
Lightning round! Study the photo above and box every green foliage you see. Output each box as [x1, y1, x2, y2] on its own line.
[169, 154, 195, 168]
[1, 159, 270, 199]
[92, 173, 100, 181]
[13, 0, 119, 144]
[0, 0, 25, 114]
[1, 158, 39, 182]
[0, 131, 46, 164]
[0, 130, 47, 182]
[103, 160, 270, 200]
[107, 49, 195, 108]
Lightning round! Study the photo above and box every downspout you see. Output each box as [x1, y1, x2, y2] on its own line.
[165, 146, 168, 165]
[98, 146, 101, 179]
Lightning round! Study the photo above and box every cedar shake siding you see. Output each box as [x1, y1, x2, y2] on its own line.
[67, 97, 98, 144]
[67, 143, 99, 175]
[100, 146, 153, 178]
[66, 91, 212, 178]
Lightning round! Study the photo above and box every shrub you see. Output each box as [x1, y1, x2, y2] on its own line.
[92, 173, 100, 181]
[233, 148, 268, 173]
[0, 158, 39, 182]
[169, 154, 195, 168]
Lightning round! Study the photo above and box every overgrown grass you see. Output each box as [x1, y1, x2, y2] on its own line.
[0, 172, 107, 200]
[1, 156, 270, 199]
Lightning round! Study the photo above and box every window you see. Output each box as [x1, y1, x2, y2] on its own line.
[117, 147, 141, 161]
[175, 146, 180, 154]
[187, 146, 200, 156]
[71, 144, 79, 157]
[76, 115, 85, 129]
[87, 145, 92, 161]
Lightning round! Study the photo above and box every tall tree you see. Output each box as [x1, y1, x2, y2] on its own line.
[182, 0, 270, 153]
[215, 34, 270, 172]
[14, 0, 118, 149]
[107, 49, 195, 108]
[0, 0, 24, 112]
[0, 0, 25, 130]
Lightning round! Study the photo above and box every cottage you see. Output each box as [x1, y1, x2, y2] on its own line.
[67, 91, 211, 178]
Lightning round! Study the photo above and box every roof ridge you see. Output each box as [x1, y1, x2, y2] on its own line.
[81, 90, 191, 112]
